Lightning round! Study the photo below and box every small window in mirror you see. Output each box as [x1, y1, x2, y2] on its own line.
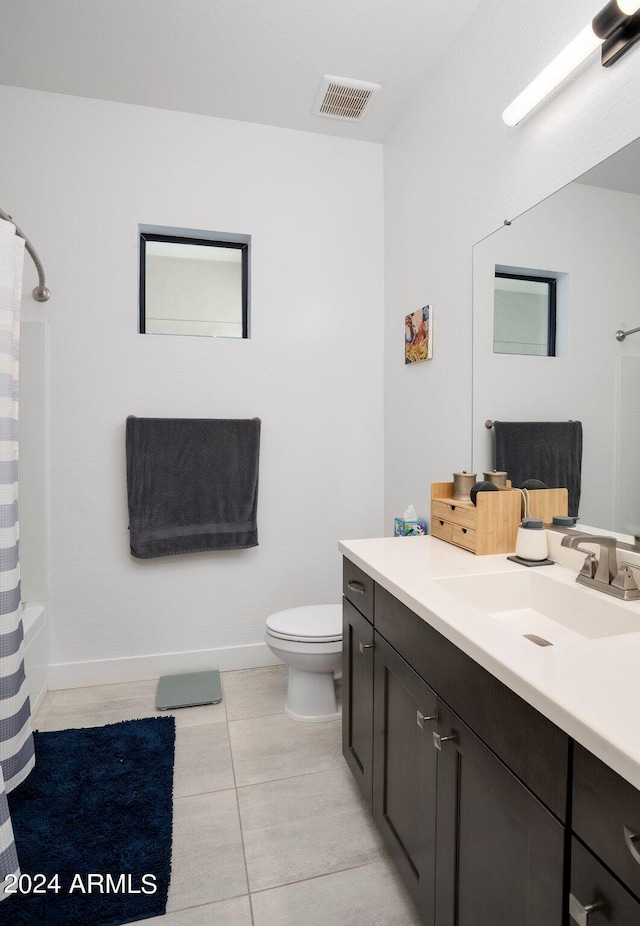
[139, 230, 249, 338]
[494, 272, 556, 356]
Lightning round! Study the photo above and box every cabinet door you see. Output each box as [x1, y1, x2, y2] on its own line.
[372, 632, 438, 925]
[570, 838, 640, 926]
[434, 702, 564, 926]
[342, 598, 374, 805]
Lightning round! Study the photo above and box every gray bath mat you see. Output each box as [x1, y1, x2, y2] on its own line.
[156, 670, 223, 710]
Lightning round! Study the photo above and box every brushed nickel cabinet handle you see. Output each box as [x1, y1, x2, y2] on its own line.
[624, 825, 640, 865]
[569, 893, 604, 926]
[433, 731, 457, 751]
[347, 580, 365, 594]
[359, 641, 374, 654]
[416, 711, 437, 729]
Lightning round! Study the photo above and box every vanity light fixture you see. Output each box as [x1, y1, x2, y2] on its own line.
[503, 0, 640, 126]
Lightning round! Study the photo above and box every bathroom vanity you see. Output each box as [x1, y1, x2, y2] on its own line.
[340, 536, 640, 926]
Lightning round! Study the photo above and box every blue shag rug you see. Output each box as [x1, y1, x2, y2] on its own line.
[7, 716, 175, 926]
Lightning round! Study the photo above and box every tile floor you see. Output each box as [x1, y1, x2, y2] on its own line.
[34, 665, 422, 926]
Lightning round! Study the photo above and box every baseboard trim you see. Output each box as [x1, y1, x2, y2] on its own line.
[48, 642, 281, 690]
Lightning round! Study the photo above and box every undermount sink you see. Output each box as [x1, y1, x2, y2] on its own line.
[434, 569, 640, 646]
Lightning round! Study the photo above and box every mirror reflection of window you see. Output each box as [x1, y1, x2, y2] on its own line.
[140, 232, 249, 338]
[493, 272, 556, 356]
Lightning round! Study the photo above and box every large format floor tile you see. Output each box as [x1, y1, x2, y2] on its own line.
[51, 679, 160, 708]
[251, 858, 422, 926]
[168, 790, 248, 911]
[136, 895, 253, 926]
[222, 665, 288, 721]
[228, 713, 343, 786]
[238, 766, 387, 891]
[174, 723, 235, 798]
[34, 700, 164, 732]
[31, 691, 54, 728]
[36, 679, 227, 731]
[162, 699, 228, 729]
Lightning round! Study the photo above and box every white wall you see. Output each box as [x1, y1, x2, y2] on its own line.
[0, 85, 384, 686]
[384, 0, 640, 531]
[473, 183, 640, 530]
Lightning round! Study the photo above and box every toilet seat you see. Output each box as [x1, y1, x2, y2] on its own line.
[266, 629, 341, 643]
[265, 604, 342, 643]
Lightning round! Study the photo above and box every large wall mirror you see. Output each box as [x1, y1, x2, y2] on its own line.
[473, 137, 640, 534]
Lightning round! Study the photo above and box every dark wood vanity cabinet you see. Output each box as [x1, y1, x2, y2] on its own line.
[342, 557, 566, 926]
[342, 557, 640, 926]
[374, 583, 569, 822]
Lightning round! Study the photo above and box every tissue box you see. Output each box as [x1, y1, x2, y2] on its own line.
[394, 518, 427, 537]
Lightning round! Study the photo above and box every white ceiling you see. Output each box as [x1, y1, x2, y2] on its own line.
[0, 0, 482, 142]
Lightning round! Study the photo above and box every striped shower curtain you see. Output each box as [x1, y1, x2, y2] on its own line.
[0, 219, 35, 898]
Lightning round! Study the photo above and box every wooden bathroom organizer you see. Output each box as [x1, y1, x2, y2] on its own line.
[430, 482, 568, 555]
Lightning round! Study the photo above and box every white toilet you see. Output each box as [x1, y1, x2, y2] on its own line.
[265, 604, 342, 723]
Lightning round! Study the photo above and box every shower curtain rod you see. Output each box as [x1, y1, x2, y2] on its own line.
[0, 207, 50, 302]
[616, 325, 640, 342]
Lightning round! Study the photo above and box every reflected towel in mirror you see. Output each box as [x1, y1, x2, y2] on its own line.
[494, 420, 582, 519]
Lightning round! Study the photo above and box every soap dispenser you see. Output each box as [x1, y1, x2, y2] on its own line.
[515, 518, 548, 562]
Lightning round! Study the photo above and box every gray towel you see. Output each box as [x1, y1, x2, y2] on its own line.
[494, 420, 583, 519]
[126, 416, 261, 558]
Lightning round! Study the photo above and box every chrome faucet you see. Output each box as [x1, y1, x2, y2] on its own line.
[560, 533, 640, 600]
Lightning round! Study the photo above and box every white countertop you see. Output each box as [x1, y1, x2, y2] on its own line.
[339, 535, 640, 791]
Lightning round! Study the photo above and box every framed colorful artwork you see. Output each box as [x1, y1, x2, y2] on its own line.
[405, 305, 432, 364]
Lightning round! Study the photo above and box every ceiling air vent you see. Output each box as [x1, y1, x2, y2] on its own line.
[312, 75, 381, 123]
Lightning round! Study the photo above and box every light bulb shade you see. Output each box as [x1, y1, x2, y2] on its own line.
[502, 24, 602, 126]
[601, 7, 640, 65]
[593, 0, 635, 38]
[617, 1, 640, 14]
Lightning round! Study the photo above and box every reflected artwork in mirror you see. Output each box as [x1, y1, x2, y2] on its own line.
[473, 136, 640, 535]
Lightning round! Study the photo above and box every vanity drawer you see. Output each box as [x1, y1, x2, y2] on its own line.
[430, 517, 453, 543]
[451, 524, 477, 552]
[570, 838, 640, 926]
[343, 558, 375, 623]
[573, 743, 640, 900]
[430, 482, 520, 555]
[431, 499, 477, 530]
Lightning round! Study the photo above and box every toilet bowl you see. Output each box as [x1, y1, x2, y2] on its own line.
[265, 604, 342, 723]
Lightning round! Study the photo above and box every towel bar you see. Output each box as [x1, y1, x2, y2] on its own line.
[485, 419, 574, 429]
